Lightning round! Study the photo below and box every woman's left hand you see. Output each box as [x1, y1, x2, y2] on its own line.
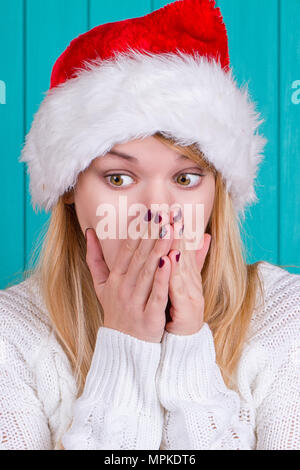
[164, 209, 211, 336]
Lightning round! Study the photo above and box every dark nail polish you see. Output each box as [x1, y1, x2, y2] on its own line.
[176, 252, 181, 262]
[154, 212, 162, 224]
[159, 257, 165, 268]
[144, 209, 152, 222]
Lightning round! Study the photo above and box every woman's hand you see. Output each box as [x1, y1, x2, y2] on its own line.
[85, 213, 174, 343]
[164, 209, 211, 336]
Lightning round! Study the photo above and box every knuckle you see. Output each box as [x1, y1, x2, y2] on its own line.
[152, 288, 167, 304]
[175, 283, 185, 296]
[108, 270, 119, 284]
[140, 264, 153, 280]
[152, 245, 163, 258]
[152, 240, 169, 258]
[124, 240, 136, 255]
[134, 247, 146, 264]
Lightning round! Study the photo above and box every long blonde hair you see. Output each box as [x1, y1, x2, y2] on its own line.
[21, 132, 264, 448]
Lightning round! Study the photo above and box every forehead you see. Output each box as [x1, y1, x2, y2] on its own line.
[105, 149, 190, 163]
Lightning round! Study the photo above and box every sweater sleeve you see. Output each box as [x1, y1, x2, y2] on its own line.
[157, 313, 300, 450]
[156, 323, 256, 450]
[61, 326, 164, 450]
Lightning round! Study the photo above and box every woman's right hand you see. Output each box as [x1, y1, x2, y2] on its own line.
[85, 213, 175, 343]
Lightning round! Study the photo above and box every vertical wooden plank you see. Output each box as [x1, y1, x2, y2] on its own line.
[218, 0, 279, 266]
[25, 0, 88, 271]
[0, 0, 24, 289]
[279, 0, 300, 274]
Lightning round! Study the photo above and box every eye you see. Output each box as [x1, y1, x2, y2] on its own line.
[176, 173, 204, 187]
[104, 174, 134, 188]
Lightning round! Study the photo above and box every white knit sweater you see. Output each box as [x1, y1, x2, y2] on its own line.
[0, 261, 299, 450]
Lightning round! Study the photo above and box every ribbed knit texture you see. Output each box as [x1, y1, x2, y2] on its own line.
[61, 327, 163, 449]
[0, 261, 299, 450]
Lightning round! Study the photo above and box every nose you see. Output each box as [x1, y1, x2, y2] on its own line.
[141, 180, 174, 224]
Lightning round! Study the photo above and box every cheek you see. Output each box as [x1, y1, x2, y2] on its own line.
[74, 173, 114, 233]
[189, 177, 215, 232]
[74, 192, 98, 235]
[73, 173, 137, 272]
[203, 176, 215, 224]
[204, 185, 215, 222]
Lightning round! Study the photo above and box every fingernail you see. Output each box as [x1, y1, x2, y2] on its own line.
[144, 209, 152, 222]
[179, 224, 184, 237]
[173, 208, 182, 222]
[85, 227, 92, 240]
[159, 257, 165, 268]
[176, 252, 181, 262]
[154, 212, 162, 224]
[159, 225, 168, 239]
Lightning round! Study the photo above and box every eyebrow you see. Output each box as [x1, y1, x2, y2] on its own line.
[106, 150, 189, 162]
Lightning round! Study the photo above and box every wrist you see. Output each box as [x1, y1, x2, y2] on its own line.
[79, 326, 162, 414]
[165, 322, 205, 336]
[157, 323, 217, 406]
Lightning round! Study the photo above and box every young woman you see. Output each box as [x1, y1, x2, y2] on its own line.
[0, 0, 299, 450]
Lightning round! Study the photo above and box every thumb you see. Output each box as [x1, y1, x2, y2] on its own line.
[195, 233, 211, 272]
[85, 227, 110, 290]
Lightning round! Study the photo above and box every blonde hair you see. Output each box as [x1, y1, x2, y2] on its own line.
[21, 132, 264, 448]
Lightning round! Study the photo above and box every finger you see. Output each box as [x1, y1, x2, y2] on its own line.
[170, 206, 183, 227]
[168, 249, 183, 297]
[86, 227, 110, 288]
[168, 249, 181, 270]
[195, 233, 211, 272]
[144, 255, 171, 316]
[168, 247, 203, 314]
[132, 223, 174, 304]
[110, 212, 151, 276]
[127, 221, 173, 294]
[170, 207, 184, 253]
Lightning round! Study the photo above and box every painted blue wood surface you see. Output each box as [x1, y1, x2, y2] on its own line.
[0, 0, 299, 289]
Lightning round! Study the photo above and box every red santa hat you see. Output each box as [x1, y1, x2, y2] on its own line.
[19, 0, 267, 217]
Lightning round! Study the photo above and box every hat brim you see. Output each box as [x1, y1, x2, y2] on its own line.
[20, 49, 267, 216]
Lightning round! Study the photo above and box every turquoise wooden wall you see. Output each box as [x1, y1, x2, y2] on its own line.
[0, 0, 299, 290]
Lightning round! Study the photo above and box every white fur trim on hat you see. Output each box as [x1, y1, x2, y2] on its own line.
[19, 49, 267, 217]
